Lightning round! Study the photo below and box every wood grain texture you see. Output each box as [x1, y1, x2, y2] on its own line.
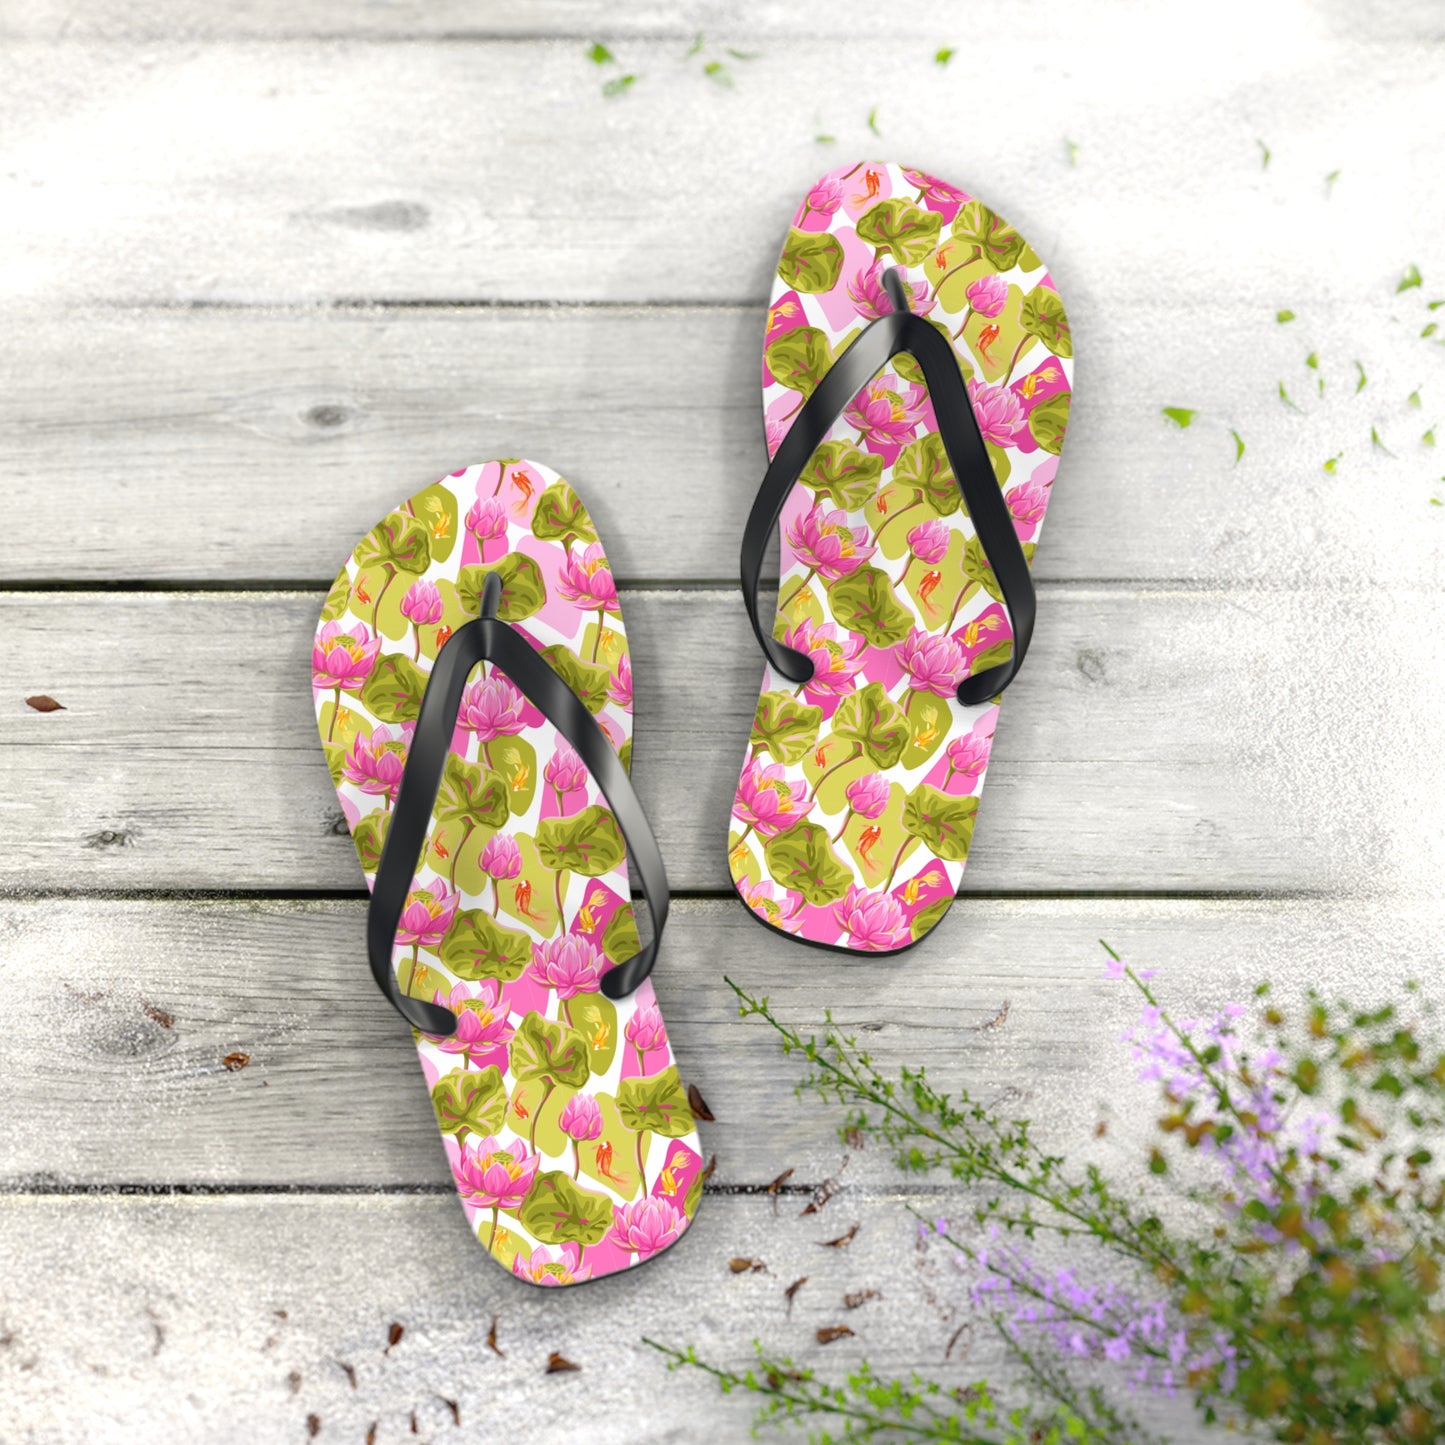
[0, 1190, 1218, 1445]
[2, 895, 1437, 1191]
[6, 586, 1444, 895]
[1, 26, 1441, 308]
[2, 303, 1440, 589]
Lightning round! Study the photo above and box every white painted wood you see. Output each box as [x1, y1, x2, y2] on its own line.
[2, 303, 1440, 588]
[1, 23, 1441, 310]
[2, 896, 1436, 1191]
[0, 1190, 1223, 1444]
[6, 587, 1444, 895]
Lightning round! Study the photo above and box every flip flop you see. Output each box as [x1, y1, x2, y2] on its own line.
[730, 162, 1073, 953]
[314, 461, 704, 1285]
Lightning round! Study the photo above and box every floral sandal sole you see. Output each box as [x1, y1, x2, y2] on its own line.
[729, 162, 1073, 953]
[314, 460, 703, 1284]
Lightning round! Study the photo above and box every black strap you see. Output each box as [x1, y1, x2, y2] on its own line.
[741, 268, 1036, 707]
[367, 573, 669, 1035]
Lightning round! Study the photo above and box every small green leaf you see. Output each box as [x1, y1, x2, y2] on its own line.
[1424, 429, 1436, 447]
[1325, 168, 1341, 196]
[1257, 139, 1271, 169]
[602, 73, 637, 97]
[1422, 322, 1438, 339]
[815, 133, 836, 145]
[1398, 263, 1423, 292]
[1230, 429, 1246, 465]
[684, 32, 703, 57]
[1372, 426, 1395, 456]
[587, 42, 614, 64]
[1305, 351, 1319, 369]
[725, 47, 759, 61]
[867, 107, 880, 135]
[703, 60, 732, 86]
[1149, 1148, 1168, 1175]
[1323, 454, 1341, 474]
[935, 47, 954, 65]
[1278, 380, 1302, 412]
[1276, 309, 1295, 323]
[1354, 360, 1368, 393]
[1408, 388, 1422, 408]
[1161, 407, 1196, 429]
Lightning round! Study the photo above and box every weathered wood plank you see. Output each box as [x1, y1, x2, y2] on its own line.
[1, 36, 1440, 306]
[0, 1191, 1220, 1444]
[1, 896, 1437, 1190]
[1, 304, 1438, 588]
[6, 588, 1443, 894]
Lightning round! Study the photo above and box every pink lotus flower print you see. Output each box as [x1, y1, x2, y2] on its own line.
[394, 879, 458, 950]
[784, 502, 876, 583]
[967, 379, 1028, 448]
[896, 626, 968, 697]
[906, 517, 951, 565]
[556, 543, 620, 613]
[451, 1134, 539, 1213]
[800, 175, 846, 222]
[833, 884, 908, 951]
[903, 168, 967, 211]
[465, 497, 509, 544]
[512, 1242, 588, 1286]
[527, 934, 605, 1000]
[965, 274, 1009, 319]
[607, 653, 633, 712]
[458, 675, 526, 743]
[427, 980, 514, 1054]
[846, 260, 935, 321]
[943, 728, 993, 794]
[625, 1001, 667, 1054]
[845, 375, 927, 448]
[480, 831, 522, 881]
[399, 579, 443, 627]
[783, 619, 866, 704]
[558, 1092, 604, 1142]
[340, 722, 412, 800]
[733, 759, 813, 837]
[609, 1196, 684, 1259]
[312, 620, 381, 692]
[845, 771, 892, 821]
[1005, 477, 1051, 540]
[544, 739, 588, 796]
[737, 878, 804, 933]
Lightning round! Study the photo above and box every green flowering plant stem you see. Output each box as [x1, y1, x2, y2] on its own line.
[643, 1340, 1102, 1444]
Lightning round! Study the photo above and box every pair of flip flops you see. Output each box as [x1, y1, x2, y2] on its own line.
[312, 162, 1072, 1286]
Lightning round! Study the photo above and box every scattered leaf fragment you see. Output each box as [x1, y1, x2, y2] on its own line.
[337, 1361, 356, 1389]
[1257, 139, 1271, 169]
[729, 1257, 768, 1274]
[384, 1322, 403, 1355]
[1230, 429, 1246, 465]
[1306, 352, 1319, 369]
[1409, 388, 1422, 408]
[366, 1426, 377, 1445]
[1398, 264, 1423, 292]
[844, 1126, 864, 1149]
[1276, 309, 1295, 323]
[1422, 323, 1438, 339]
[815, 134, 836, 145]
[1424, 429, 1436, 447]
[935, 47, 954, 65]
[1277, 380, 1302, 412]
[766, 1167, 795, 1205]
[546, 1352, 581, 1374]
[1372, 426, 1395, 455]
[726, 48, 759, 61]
[1431, 300, 1445, 311]
[684, 32, 704, 57]
[288, 1370, 302, 1394]
[700, 1154, 717, 1183]
[821, 1223, 859, 1248]
[1161, 407, 1196, 429]
[1432, 495, 1444, 507]
[945, 1321, 973, 1359]
[222, 1052, 250, 1072]
[784, 1276, 809, 1313]
[306, 1417, 320, 1440]
[801, 1173, 842, 1215]
[587, 42, 614, 65]
[703, 60, 733, 87]
[440, 1397, 460, 1426]
[867, 107, 880, 135]
[602, 74, 637, 98]
[142, 1001, 175, 1029]
[25, 695, 64, 712]
[1325, 168, 1341, 196]
[1323, 454, 1342, 475]
[816, 1326, 855, 1344]
[686, 1084, 715, 1121]
[1354, 361, 1368, 393]
[410, 1412, 417, 1434]
[844, 1288, 880, 1309]
[970, 1000, 1010, 1032]
[1065, 138, 1080, 167]
[1094, 1120, 1108, 1138]
[487, 1315, 503, 1358]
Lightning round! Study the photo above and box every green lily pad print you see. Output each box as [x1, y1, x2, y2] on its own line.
[315, 459, 706, 1287]
[778, 227, 845, 293]
[733, 163, 1072, 954]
